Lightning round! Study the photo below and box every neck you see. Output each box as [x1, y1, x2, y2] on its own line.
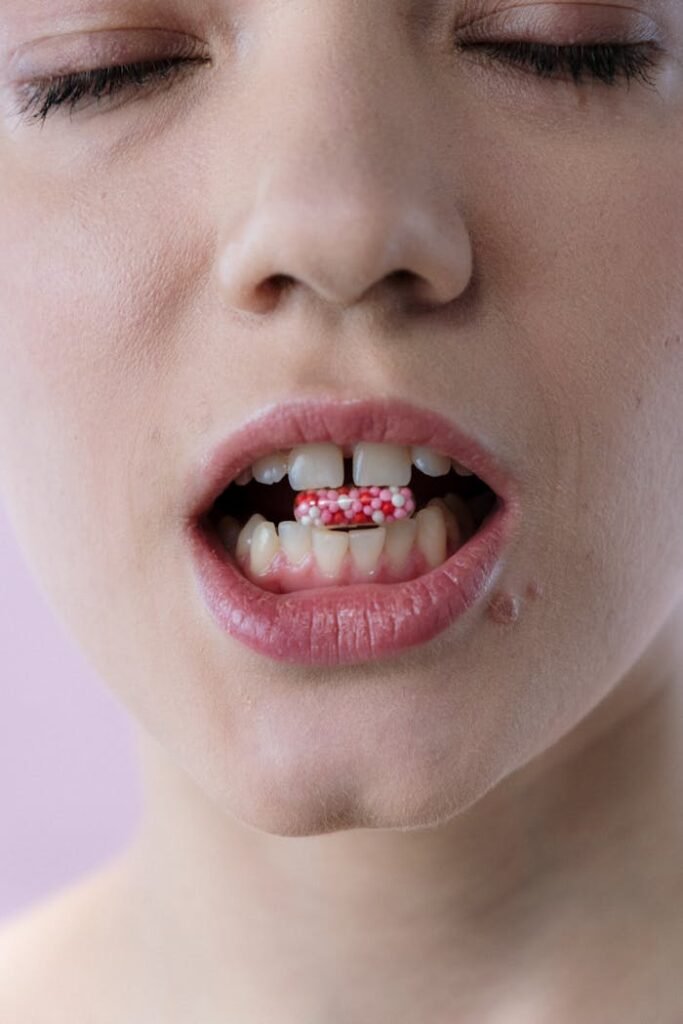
[121, 613, 683, 1023]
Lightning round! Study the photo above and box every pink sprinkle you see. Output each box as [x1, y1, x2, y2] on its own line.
[400, 487, 411, 496]
[351, 500, 363, 512]
[327, 490, 338, 501]
[405, 499, 416, 513]
[299, 502, 309, 514]
[379, 488, 392, 501]
[349, 488, 359, 499]
[370, 486, 380, 496]
[371, 498, 382, 509]
[344, 508, 354, 519]
[393, 508, 407, 520]
[327, 502, 339, 514]
[385, 514, 395, 523]
[321, 510, 333, 525]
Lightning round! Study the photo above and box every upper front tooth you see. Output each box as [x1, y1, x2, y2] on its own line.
[411, 446, 450, 477]
[452, 459, 473, 477]
[352, 443, 411, 486]
[252, 451, 288, 485]
[288, 443, 344, 490]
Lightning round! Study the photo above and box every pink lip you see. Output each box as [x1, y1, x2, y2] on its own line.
[185, 397, 522, 666]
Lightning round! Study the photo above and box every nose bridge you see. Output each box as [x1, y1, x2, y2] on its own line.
[217, 5, 473, 314]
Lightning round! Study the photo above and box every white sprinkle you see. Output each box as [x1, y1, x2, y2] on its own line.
[337, 496, 352, 510]
[300, 515, 311, 526]
[372, 510, 385, 525]
[309, 506, 321, 519]
[391, 494, 406, 508]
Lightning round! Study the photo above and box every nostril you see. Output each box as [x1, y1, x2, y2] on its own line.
[270, 273, 294, 287]
[247, 275, 295, 314]
[388, 269, 415, 285]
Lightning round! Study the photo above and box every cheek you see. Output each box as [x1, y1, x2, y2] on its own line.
[475, 122, 683, 751]
[0, 150, 211, 655]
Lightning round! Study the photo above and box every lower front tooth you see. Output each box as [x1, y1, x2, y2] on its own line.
[236, 513, 267, 562]
[218, 515, 241, 554]
[349, 527, 386, 574]
[250, 521, 280, 574]
[443, 492, 475, 540]
[416, 506, 447, 568]
[384, 519, 418, 571]
[312, 529, 349, 576]
[427, 498, 462, 549]
[278, 521, 312, 565]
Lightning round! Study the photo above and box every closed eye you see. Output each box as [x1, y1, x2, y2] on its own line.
[14, 51, 212, 126]
[458, 40, 661, 89]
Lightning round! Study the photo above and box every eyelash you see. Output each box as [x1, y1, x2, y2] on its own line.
[15, 52, 211, 125]
[461, 40, 660, 89]
[15, 39, 660, 126]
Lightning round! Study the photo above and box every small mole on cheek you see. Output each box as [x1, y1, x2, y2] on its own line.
[525, 580, 543, 600]
[487, 590, 522, 624]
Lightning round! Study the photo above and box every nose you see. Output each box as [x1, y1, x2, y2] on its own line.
[215, 10, 473, 317]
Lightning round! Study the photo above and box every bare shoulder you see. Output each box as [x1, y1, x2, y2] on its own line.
[0, 855, 134, 1023]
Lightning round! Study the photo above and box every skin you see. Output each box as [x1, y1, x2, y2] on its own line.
[1, 0, 682, 1020]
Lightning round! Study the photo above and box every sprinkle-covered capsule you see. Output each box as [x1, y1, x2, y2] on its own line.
[294, 485, 416, 528]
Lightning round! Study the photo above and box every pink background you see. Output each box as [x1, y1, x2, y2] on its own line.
[0, 500, 140, 924]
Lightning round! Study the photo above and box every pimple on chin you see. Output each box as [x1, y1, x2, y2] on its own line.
[487, 590, 521, 624]
[486, 580, 542, 624]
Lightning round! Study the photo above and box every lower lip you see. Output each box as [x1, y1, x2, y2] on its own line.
[187, 495, 520, 666]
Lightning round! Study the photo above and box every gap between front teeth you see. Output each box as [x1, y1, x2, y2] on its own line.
[236, 440, 473, 491]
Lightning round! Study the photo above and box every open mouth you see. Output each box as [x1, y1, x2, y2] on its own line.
[201, 442, 499, 593]
[187, 397, 520, 665]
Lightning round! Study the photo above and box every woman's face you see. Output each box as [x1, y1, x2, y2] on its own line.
[1, 0, 682, 834]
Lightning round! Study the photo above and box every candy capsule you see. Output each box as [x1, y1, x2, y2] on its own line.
[294, 484, 416, 528]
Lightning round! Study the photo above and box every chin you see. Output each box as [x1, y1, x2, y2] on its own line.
[193, 732, 500, 838]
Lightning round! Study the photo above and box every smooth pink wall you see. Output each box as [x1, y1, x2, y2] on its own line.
[0, 500, 140, 923]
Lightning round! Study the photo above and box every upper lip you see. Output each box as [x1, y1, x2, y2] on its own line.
[186, 395, 518, 523]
